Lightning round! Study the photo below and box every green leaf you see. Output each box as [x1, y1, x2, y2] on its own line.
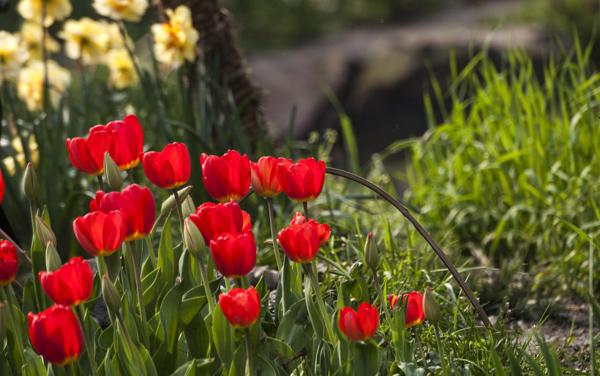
[490, 346, 507, 376]
[170, 359, 215, 376]
[180, 286, 207, 325]
[158, 215, 175, 286]
[159, 285, 183, 352]
[353, 342, 380, 376]
[184, 311, 210, 359]
[304, 279, 324, 340]
[211, 305, 235, 370]
[535, 334, 562, 376]
[21, 349, 45, 376]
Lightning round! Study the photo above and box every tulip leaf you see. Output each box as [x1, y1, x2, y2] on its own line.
[227, 345, 247, 376]
[304, 278, 325, 340]
[180, 286, 207, 325]
[184, 311, 210, 359]
[211, 305, 235, 370]
[256, 354, 278, 376]
[115, 321, 147, 375]
[158, 215, 176, 286]
[353, 342, 380, 376]
[104, 251, 122, 281]
[21, 349, 45, 376]
[276, 298, 308, 351]
[159, 285, 182, 352]
[170, 359, 215, 376]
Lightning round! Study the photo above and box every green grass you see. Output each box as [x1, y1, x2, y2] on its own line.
[380, 46, 600, 302]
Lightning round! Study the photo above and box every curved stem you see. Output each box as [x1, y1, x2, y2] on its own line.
[325, 167, 491, 327]
[194, 254, 216, 312]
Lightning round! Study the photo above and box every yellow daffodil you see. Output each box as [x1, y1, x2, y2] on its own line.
[151, 5, 199, 69]
[17, 60, 70, 111]
[106, 48, 138, 89]
[0, 31, 28, 82]
[17, 0, 72, 26]
[20, 21, 60, 60]
[2, 136, 39, 176]
[93, 0, 148, 22]
[59, 18, 111, 64]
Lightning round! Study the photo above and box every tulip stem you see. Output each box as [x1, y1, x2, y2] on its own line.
[125, 242, 149, 346]
[244, 328, 254, 376]
[302, 201, 309, 218]
[265, 198, 283, 270]
[75, 305, 99, 376]
[305, 262, 336, 343]
[171, 189, 185, 232]
[66, 363, 78, 376]
[96, 175, 104, 191]
[194, 255, 216, 312]
[371, 267, 392, 334]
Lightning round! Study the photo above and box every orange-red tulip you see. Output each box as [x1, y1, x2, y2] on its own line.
[250, 156, 286, 197]
[210, 232, 256, 278]
[218, 287, 260, 328]
[277, 157, 326, 202]
[389, 291, 425, 328]
[338, 302, 379, 341]
[89, 184, 155, 241]
[72, 210, 127, 257]
[188, 201, 252, 245]
[28, 305, 83, 365]
[66, 127, 112, 175]
[103, 114, 144, 170]
[39, 257, 93, 306]
[200, 150, 250, 202]
[0, 240, 18, 286]
[142, 142, 191, 189]
[277, 213, 330, 263]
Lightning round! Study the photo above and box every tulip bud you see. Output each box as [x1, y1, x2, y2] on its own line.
[44, 243, 62, 271]
[183, 217, 204, 258]
[22, 162, 38, 200]
[181, 195, 195, 218]
[35, 215, 56, 247]
[364, 232, 379, 270]
[101, 274, 121, 313]
[103, 153, 123, 191]
[160, 185, 193, 216]
[423, 287, 441, 324]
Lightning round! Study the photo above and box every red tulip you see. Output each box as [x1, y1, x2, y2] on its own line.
[104, 114, 144, 170]
[200, 150, 250, 202]
[277, 213, 330, 263]
[66, 127, 112, 175]
[142, 142, 191, 189]
[0, 240, 18, 286]
[188, 201, 252, 245]
[0, 170, 5, 203]
[39, 257, 93, 306]
[89, 184, 155, 241]
[338, 302, 379, 341]
[73, 210, 127, 257]
[389, 291, 425, 328]
[218, 287, 260, 328]
[277, 157, 326, 202]
[28, 304, 83, 365]
[289, 212, 330, 245]
[250, 156, 285, 197]
[210, 232, 256, 277]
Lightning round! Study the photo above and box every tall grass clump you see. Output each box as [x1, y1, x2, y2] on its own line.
[401, 47, 600, 298]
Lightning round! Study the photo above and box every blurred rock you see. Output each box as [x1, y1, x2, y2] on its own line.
[249, 1, 548, 159]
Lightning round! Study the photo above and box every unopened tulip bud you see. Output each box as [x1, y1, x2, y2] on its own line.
[183, 217, 204, 258]
[160, 185, 193, 216]
[35, 215, 56, 247]
[423, 287, 441, 323]
[101, 274, 121, 313]
[181, 195, 195, 218]
[22, 162, 38, 200]
[103, 153, 123, 191]
[45, 243, 62, 271]
[364, 232, 379, 270]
